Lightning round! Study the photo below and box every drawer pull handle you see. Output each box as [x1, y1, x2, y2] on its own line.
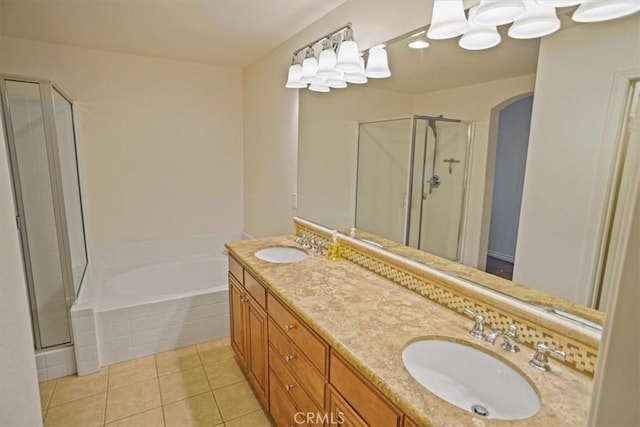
[285, 324, 296, 332]
[284, 355, 296, 363]
[284, 384, 295, 391]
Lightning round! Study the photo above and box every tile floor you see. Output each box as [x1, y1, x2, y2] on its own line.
[39, 338, 273, 427]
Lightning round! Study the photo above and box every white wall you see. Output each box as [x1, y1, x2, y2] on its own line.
[243, 0, 434, 238]
[1, 36, 244, 247]
[0, 91, 43, 426]
[412, 74, 536, 266]
[487, 95, 533, 262]
[298, 85, 412, 231]
[514, 15, 640, 305]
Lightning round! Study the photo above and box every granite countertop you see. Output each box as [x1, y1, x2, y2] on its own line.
[226, 235, 593, 427]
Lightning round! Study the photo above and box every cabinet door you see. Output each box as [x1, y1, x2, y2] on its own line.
[327, 385, 368, 427]
[229, 276, 246, 368]
[246, 296, 269, 407]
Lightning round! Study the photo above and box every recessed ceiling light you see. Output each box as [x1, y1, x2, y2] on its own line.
[409, 40, 431, 49]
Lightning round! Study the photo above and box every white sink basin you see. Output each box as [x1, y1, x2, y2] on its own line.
[402, 339, 540, 420]
[254, 246, 308, 263]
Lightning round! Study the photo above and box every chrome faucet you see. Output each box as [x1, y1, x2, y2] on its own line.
[294, 233, 311, 249]
[485, 324, 520, 352]
[463, 308, 486, 339]
[309, 236, 324, 255]
[529, 342, 567, 371]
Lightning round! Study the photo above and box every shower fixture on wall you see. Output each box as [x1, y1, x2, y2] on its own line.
[428, 0, 640, 51]
[285, 23, 391, 92]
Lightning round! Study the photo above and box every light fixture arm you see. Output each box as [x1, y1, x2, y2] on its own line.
[292, 22, 352, 56]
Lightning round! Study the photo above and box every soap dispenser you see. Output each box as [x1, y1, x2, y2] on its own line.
[328, 231, 341, 260]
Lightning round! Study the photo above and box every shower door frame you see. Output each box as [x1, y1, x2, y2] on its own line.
[406, 115, 473, 262]
[0, 74, 88, 350]
[354, 114, 473, 262]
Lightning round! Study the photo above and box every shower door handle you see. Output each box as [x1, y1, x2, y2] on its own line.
[423, 175, 441, 198]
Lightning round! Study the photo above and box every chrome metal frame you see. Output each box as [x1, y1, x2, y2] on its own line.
[0, 74, 88, 350]
[354, 114, 472, 262]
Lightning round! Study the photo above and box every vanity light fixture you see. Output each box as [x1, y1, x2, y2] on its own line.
[424, 0, 639, 53]
[572, 0, 640, 23]
[474, 0, 526, 26]
[427, 0, 469, 39]
[285, 23, 391, 92]
[535, 0, 585, 6]
[460, 6, 502, 50]
[509, 0, 561, 39]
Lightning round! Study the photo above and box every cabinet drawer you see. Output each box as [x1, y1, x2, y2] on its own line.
[330, 352, 402, 427]
[268, 294, 328, 374]
[269, 371, 299, 427]
[228, 255, 243, 284]
[269, 319, 325, 407]
[327, 384, 367, 427]
[245, 271, 266, 309]
[269, 345, 321, 417]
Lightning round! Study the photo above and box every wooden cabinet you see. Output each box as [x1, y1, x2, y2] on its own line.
[228, 254, 418, 427]
[228, 256, 268, 407]
[327, 384, 368, 427]
[329, 351, 403, 427]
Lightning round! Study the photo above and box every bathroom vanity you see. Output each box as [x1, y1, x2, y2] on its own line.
[225, 219, 595, 427]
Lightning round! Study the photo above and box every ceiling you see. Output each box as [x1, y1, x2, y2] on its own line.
[0, 0, 346, 67]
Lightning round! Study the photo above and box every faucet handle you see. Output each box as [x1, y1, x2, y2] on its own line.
[463, 308, 486, 339]
[529, 342, 567, 371]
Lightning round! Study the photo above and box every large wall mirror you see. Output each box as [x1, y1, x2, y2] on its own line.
[298, 9, 640, 327]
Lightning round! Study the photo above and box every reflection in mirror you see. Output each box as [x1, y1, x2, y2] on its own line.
[298, 11, 640, 325]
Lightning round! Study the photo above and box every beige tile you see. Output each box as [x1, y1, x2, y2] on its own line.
[106, 407, 164, 427]
[44, 392, 106, 427]
[106, 377, 161, 423]
[163, 391, 223, 427]
[203, 357, 244, 390]
[224, 409, 272, 427]
[49, 369, 108, 407]
[39, 380, 56, 414]
[156, 345, 201, 376]
[198, 341, 234, 367]
[196, 338, 231, 353]
[213, 382, 261, 421]
[109, 355, 157, 389]
[159, 365, 211, 405]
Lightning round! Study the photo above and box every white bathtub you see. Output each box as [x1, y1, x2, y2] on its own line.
[97, 256, 228, 310]
[71, 233, 242, 375]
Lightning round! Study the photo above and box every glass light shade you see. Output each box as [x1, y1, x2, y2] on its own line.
[336, 40, 362, 73]
[344, 58, 367, 84]
[509, 0, 561, 39]
[536, 0, 585, 6]
[285, 63, 306, 88]
[316, 48, 342, 78]
[460, 6, 502, 50]
[364, 47, 391, 78]
[474, 0, 526, 26]
[300, 56, 321, 84]
[573, 0, 640, 22]
[408, 39, 431, 49]
[326, 78, 347, 88]
[308, 82, 330, 92]
[427, 0, 470, 40]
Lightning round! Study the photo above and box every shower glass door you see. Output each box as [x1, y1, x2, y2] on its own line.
[355, 118, 412, 243]
[2, 76, 88, 349]
[412, 119, 471, 261]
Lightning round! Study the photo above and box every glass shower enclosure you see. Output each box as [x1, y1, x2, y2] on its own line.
[1, 75, 88, 350]
[355, 115, 472, 261]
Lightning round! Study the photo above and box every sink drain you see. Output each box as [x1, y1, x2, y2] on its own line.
[471, 404, 489, 417]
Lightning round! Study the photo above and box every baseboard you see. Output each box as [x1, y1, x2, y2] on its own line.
[487, 250, 515, 263]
